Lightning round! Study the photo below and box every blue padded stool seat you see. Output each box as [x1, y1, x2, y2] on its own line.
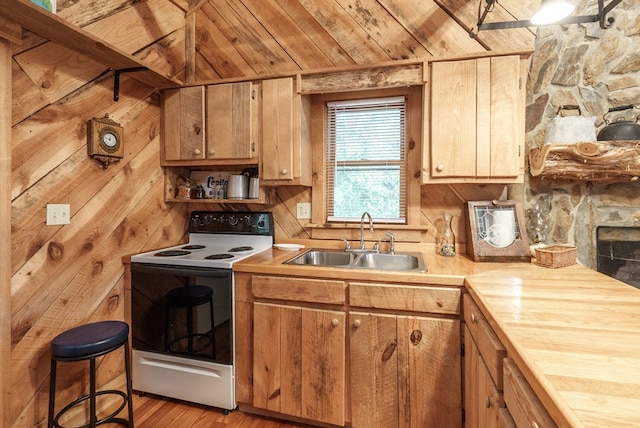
[48, 321, 134, 428]
[165, 286, 215, 356]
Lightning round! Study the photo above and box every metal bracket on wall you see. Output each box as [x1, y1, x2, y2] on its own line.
[113, 67, 148, 101]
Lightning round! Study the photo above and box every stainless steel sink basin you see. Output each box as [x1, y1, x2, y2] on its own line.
[351, 252, 422, 271]
[285, 249, 356, 266]
[284, 249, 426, 272]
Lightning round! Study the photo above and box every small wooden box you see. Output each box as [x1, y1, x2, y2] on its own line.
[535, 245, 576, 268]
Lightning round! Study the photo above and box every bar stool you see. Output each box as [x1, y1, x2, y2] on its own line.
[164, 285, 215, 356]
[48, 320, 134, 428]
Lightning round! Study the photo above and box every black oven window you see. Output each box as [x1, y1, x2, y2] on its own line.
[131, 264, 233, 364]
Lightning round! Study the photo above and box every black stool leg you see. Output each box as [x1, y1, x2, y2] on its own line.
[124, 341, 134, 427]
[90, 357, 97, 427]
[209, 298, 216, 358]
[186, 304, 194, 353]
[48, 359, 57, 428]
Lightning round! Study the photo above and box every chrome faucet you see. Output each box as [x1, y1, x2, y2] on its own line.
[386, 232, 395, 254]
[359, 212, 373, 250]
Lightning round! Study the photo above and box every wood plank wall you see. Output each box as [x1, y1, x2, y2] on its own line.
[7, 0, 536, 426]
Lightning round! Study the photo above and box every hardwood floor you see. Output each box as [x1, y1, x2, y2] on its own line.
[131, 393, 311, 427]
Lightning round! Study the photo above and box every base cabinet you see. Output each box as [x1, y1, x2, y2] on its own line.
[253, 302, 345, 426]
[350, 312, 462, 428]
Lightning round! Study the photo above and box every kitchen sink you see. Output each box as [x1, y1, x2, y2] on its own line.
[284, 249, 427, 272]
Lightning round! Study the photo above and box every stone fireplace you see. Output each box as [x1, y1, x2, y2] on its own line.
[597, 226, 640, 288]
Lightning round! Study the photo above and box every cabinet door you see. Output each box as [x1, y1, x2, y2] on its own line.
[350, 312, 461, 428]
[162, 86, 205, 161]
[429, 55, 523, 181]
[206, 82, 254, 160]
[262, 78, 295, 180]
[349, 312, 399, 428]
[253, 303, 345, 426]
[464, 326, 503, 428]
[430, 59, 477, 178]
[397, 315, 461, 428]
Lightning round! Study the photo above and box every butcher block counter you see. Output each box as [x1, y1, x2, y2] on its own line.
[465, 264, 640, 428]
[235, 244, 640, 427]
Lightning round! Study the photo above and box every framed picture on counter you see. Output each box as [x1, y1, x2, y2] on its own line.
[466, 200, 531, 262]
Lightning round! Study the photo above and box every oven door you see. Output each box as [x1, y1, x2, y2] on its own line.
[130, 263, 233, 365]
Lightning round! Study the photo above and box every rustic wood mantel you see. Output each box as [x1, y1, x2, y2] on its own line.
[529, 141, 640, 182]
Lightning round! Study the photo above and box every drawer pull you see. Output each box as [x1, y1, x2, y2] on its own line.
[471, 313, 476, 324]
[331, 318, 340, 327]
[485, 396, 492, 408]
[353, 319, 361, 328]
[280, 168, 288, 175]
[531, 423, 539, 428]
[194, 148, 201, 155]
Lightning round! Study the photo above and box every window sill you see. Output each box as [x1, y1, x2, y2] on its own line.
[304, 223, 429, 242]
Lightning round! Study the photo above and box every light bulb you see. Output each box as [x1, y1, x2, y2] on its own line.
[531, 0, 575, 25]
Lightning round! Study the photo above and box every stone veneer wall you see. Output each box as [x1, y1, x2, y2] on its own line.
[521, 0, 640, 268]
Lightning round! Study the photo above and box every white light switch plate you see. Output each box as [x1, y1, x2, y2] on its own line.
[47, 204, 70, 225]
[296, 203, 311, 219]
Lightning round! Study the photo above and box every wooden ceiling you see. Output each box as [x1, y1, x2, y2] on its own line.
[190, 0, 539, 81]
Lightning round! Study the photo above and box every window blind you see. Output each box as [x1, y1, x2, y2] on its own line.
[326, 96, 407, 223]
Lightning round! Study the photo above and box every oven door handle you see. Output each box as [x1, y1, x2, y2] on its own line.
[130, 263, 232, 279]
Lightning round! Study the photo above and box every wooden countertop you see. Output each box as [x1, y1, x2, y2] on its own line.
[236, 244, 640, 427]
[465, 264, 640, 428]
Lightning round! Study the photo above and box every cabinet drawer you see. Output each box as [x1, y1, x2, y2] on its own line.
[503, 358, 557, 428]
[349, 282, 460, 315]
[252, 275, 346, 305]
[463, 294, 506, 389]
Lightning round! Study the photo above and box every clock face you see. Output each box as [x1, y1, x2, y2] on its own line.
[98, 127, 120, 153]
[103, 132, 118, 148]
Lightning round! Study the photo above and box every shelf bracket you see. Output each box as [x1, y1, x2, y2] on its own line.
[113, 67, 148, 101]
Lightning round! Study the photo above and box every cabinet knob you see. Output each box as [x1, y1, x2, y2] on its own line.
[209, 149, 215, 155]
[531, 423, 540, 428]
[353, 319, 361, 328]
[331, 318, 340, 327]
[471, 313, 476, 324]
[194, 149, 201, 155]
[436, 163, 445, 172]
[485, 397, 492, 408]
[280, 168, 288, 175]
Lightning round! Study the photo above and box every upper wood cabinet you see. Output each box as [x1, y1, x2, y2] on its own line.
[162, 83, 257, 165]
[161, 86, 205, 163]
[424, 54, 526, 184]
[261, 77, 312, 186]
[206, 82, 256, 161]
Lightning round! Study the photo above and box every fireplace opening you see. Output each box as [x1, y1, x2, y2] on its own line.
[597, 226, 640, 289]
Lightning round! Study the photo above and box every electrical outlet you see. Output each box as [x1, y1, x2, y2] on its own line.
[296, 203, 311, 219]
[46, 204, 70, 226]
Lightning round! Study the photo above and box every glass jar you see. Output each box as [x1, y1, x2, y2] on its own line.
[437, 213, 456, 256]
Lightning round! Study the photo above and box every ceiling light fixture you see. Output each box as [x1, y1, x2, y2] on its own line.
[471, 0, 623, 37]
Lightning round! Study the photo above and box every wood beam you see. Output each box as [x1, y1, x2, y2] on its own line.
[0, 35, 11, 428]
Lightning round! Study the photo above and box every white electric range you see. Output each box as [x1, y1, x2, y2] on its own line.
[129, 211, 273, 411]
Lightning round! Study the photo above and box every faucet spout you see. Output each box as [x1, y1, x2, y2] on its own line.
[360, 212, 374, 250]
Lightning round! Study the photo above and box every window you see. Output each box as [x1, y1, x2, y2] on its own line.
[326, 96, 407, 223]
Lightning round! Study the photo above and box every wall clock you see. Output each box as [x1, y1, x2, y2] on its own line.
[88, 114, 124, 168]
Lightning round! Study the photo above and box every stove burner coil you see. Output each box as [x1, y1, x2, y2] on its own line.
[181, 244, 206, 250]
[154, 250, 191, 257]
[228, 246, 254, 252]
[204, 253, 234, 260]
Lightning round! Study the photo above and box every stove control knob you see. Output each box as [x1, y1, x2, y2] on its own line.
[228, 215, 238, 225]
[218, 215, 225, 223]
[245, 215, 254, 225]
[204, 214, 213, 224]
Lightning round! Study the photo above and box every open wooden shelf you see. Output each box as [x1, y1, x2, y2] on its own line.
[0, 0, 181, 89]
[529, 141, 640, 183]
